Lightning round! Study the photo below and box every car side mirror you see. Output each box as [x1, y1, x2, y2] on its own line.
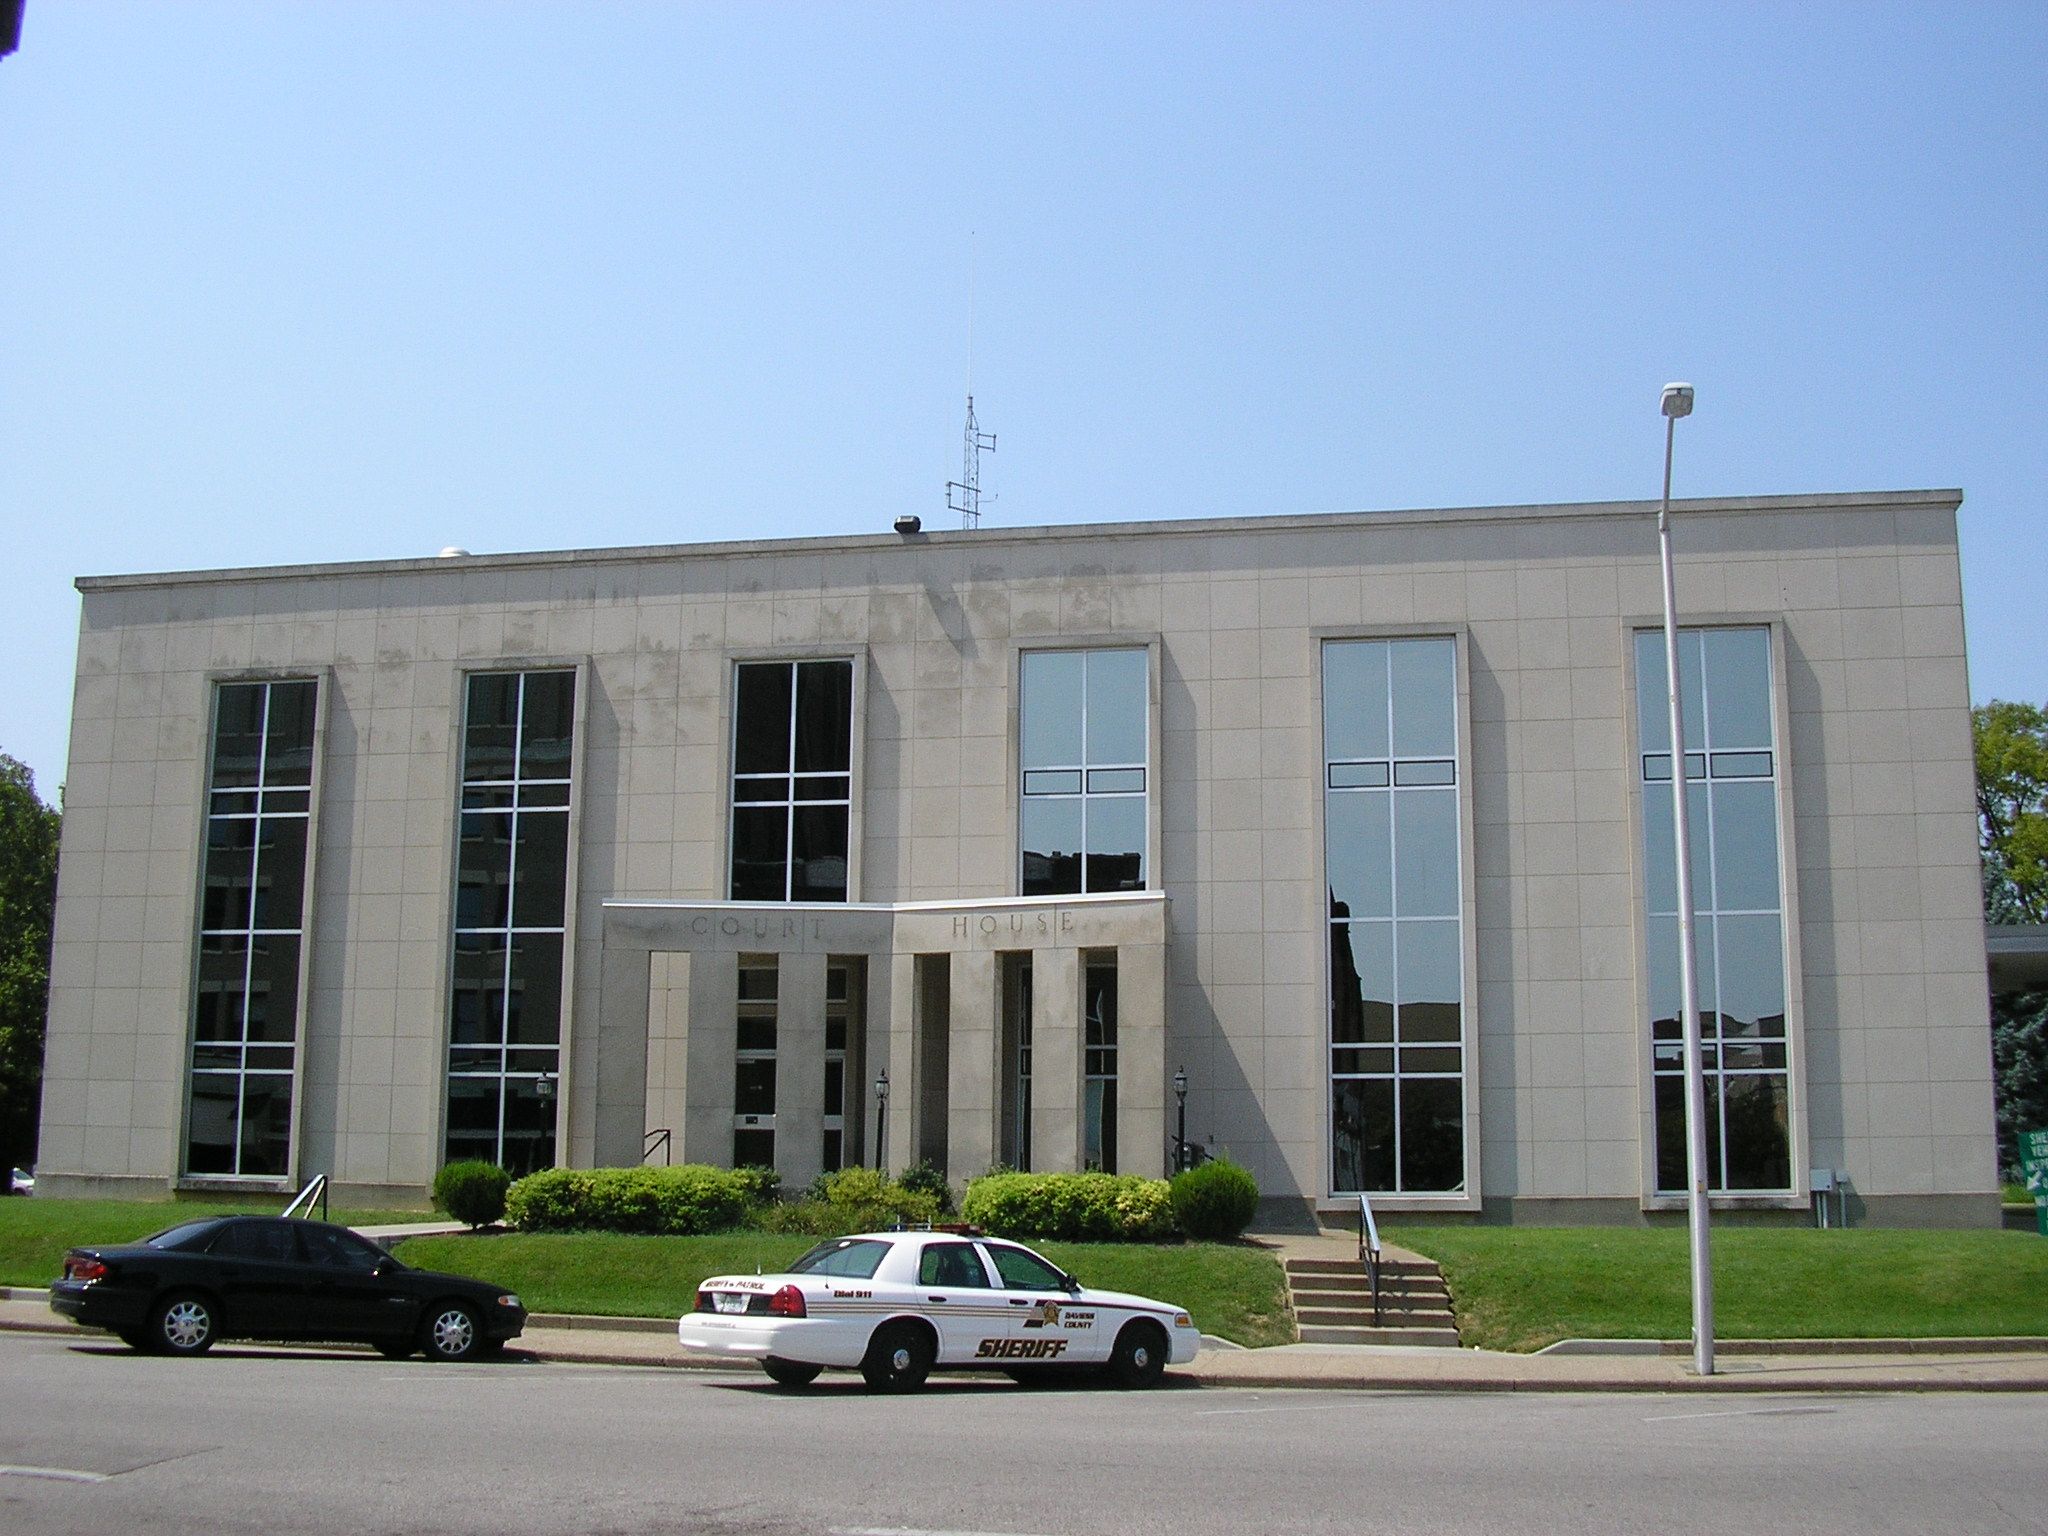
[1062, 1273, 1082, 1294]
[373, 1259, 396, 1278]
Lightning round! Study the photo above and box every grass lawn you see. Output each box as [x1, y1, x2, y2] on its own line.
[2005, 1182, 2035, 1204]
[392, 1231, 1295, 1348]
[0, 1198, 433, 1287]
[1387, 1224, 2048, 1353]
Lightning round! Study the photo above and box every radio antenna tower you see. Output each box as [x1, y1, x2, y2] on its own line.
[947, 235, 996, 528]
[946, 395, 996, 529]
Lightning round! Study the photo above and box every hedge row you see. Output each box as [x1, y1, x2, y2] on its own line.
[491, 1159, 1260, 1242]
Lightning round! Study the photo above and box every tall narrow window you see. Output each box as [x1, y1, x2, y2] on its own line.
[734, 956, 778, 1167]
[1323, 638, 1464, 1195]
[188, 679, 317, 1177]
[447, 670, 574, 1176]
[1636, 628, 1792, 1193]
[823, 961, 858, 1174]
[1019, 649, 1148, 896]
[730, 660, 853, 902]
[1083, 958, 1118, 1172]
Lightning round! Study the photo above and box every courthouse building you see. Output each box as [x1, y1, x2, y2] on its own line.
[35, 488, 2001, 1224]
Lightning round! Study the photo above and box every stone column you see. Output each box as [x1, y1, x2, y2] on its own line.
[1117, 941, 1168, 1178]
[867, 955, 904, 1171]
[594, 945, 652, 1167]
[946, 949, 1003, 1181]
[776, 951, 829, 1189]
[643, 952, 689, 1160]
[681, 948, 738, 1167]
[1030, 946, 1086, 1172]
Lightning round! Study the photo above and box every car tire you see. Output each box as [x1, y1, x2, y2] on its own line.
[1106, 1321, 1168, 1389]
[419, 1302, 483, 1362]
[860, 1321, 934, 1394]
[763, 1356, 823, 1388]
[150, 1292, 218, 1356]
[375, 1339, 415, 1360]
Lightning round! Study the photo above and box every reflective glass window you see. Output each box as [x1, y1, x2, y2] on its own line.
[1635, 628, 1791, 1193]
[1322, 637, 1464, 1195]
[447, 669, 575, 1176]
[729, 660, 853, 901]
[1018, 649, 1150, 896]
[187, 679, 316, 1179]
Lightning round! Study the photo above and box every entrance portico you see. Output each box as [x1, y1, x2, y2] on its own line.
[595, 893, 1169, 1187]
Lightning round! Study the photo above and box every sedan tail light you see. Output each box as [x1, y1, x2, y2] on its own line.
[767, 1284, 806, 1318]
[64, 1255, 109, 1283]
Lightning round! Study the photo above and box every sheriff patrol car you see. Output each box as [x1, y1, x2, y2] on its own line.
[676, 1229, 1201, 1391]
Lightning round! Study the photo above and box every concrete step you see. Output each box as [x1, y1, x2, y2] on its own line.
[1286, 1257, 1438, 1278]
[1298, 1323, 1463, 1347]
[1288, 1272, 1450, 1295]
[1296, 1305, 1457, 1328]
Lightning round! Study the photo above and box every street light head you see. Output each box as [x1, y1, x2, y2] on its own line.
[874, 1068, 889, 1102]
[1660, 383, 1695, 420]
[1173, 1066, 1188, 1099]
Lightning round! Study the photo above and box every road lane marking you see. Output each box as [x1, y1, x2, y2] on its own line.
[0, 1464, 112, 1484]
[1642, 1406, 1837, 1423]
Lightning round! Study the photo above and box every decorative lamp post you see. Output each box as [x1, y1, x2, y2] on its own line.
[1657, 380, 1716, 1378]
[1173, 1066, 1189, 1172]
[873, 1069, 890, 1172]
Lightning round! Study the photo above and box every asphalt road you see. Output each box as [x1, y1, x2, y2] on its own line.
[2, 1332, 2045, 1536]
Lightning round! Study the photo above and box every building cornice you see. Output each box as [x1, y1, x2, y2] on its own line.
[75, 487, 1964, 594]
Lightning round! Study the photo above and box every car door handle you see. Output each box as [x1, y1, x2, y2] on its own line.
[1009, 1299, 1029, 1306]
[928, 1296, 947, 1303]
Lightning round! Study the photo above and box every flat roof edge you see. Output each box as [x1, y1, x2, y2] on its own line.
[75, 487, 1964, 593]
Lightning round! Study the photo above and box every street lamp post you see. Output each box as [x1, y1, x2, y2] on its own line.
[1173, 1066, 1189, 1172]
[1657, 381, 1715, 1377]
[873, 1069, 890, 1173]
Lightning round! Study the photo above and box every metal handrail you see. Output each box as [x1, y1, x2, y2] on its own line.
[1357, 1191, 1382, 1326]
[643, 1128, 673, 1166]
[282, 1173, 329, 1223]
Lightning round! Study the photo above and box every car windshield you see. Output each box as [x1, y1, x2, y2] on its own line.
[144, 1221, 225, 1251]
[786, 1238, 890, 1279]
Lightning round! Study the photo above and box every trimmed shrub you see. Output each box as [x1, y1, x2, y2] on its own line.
[762, 1167, 944, 1236]
[896, 1159, 953, 1214]
[504, 1167, 588, 1231]
[503, 1164, 754, 1236]
[433, 1160, 510, 1229]
[1169, 1158, 1260, 1241]
[731, 1165, 783, 1209]
[961, 1171, 1176, 1242]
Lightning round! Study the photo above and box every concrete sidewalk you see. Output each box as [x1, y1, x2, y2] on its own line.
[6, 1293, 2044, 1393]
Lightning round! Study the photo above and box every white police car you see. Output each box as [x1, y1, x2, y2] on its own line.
[677, 1229, 1201, 1391]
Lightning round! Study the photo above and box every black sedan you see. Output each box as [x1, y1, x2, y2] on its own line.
[49, 1215, 525, 1361]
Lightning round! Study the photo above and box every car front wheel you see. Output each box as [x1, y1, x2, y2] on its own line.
[420, 1303, 483, 1362]
[860, 1322, 933, 1394]
[763, 1356, 823, 1388]
[1106, 1321, 1168, 1389]
[151, 1292, 217, 1356]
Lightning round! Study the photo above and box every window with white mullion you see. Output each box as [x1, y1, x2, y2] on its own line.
[1636, 627, 1791, 1196]
[187, 677, 317, 1180]
[447, 669, 574, 1176]
[1019, 649, 1149, 896]
[730, 660, 854, 902]
[1324, 638, 1465, 1197]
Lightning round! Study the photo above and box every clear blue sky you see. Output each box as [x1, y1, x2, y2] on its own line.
[3, 2, 2042, 796]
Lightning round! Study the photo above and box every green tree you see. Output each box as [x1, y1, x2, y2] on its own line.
[1974, 702, 2048, 1174]
[1974, 701, 2048, 923]
[0, 754, 61, 1171]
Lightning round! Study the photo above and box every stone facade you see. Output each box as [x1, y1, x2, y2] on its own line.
[36, 489, 1999, 1223]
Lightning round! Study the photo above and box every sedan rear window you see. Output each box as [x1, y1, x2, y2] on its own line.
[787, 1239, 890, 1279]
[145, 1221, 225, 1251]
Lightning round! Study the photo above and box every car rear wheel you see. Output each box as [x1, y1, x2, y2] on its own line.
[860, 1322, 933, 1394]
[763, 1356, 823, 1388]
[1106, 1320, 1168, 1388]
[151, 1292, 217, 1356]
[420, 1303, 483, 1362]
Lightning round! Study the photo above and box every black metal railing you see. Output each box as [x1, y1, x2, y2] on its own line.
[282, 1173, 329, 1223]
[643, 1128, 672, 1166]
[1357, 1191, 1382, 1326]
